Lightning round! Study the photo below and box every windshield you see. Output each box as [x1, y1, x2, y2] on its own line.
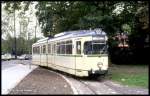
[84, 41, 107, 55]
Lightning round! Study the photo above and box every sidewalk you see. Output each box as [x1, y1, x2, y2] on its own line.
[9, 67, 73, 94]
[2, 64, 37, 94]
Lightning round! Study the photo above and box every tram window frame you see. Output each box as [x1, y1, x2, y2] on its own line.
[60, 41, 66, 54]
[76, 41, 81, 54]
[38, 46, 41, 54]
[42, 45, 46, 54]
[53, 43, 56, 54]
[56, 40, 72, 55]
[36, 46, 39, 54]
[48, 44, 51, 54]
[33, 47, 35, 54]
[51, 43, 54, 55]
[60, 42, 63, 54]
[66, 40, 72, 54]
[37, 46, 40, 54]
[33, 46, 40, 54]
[84, 41, 107, 55]
[56, 42, 60, 54]
[61, 44, 66, 54]
[40, 46, 42, 54]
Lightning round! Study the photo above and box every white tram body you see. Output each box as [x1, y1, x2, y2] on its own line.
[32, 29, 108, 77]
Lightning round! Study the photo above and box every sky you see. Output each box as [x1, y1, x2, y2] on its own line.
[2, 2, 44, 40]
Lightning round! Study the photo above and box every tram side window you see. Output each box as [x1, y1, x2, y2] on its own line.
[33, 47, 35, 54]
[57, 42, 60, 54]
[33, 46, 40, 54]
[36, 47, 39, 54]
[48, 44, 51, 54]
[66, 40, 72, 54]
[51, 43, 54, 54]
[56, 40, 72, 54]
[62, 44, 66, 54]
[37, 46, 40, 54]
[40, 46, 42, 54]
[43, 45, 46, 54]
[60, 41, 65, 54]
[54, 44, 57, 54]
[76, 41, 81, 54]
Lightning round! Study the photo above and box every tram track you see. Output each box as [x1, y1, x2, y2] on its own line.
[42, 66, 148, 95]
[46, 68, 118, 94]
[68, 76, 148, 95]
[77, 78, 118, 94]
[77, 79, 97, 94]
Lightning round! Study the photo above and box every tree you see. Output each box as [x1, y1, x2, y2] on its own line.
[128, 1, 149, 64]
[3, 1, 149, 64]
[3, 1, 33, 56]
[35, 1, 119, 37]
[3, 2, 22, 58]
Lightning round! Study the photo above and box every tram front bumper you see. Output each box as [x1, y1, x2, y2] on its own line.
[88, 69, 108, 75]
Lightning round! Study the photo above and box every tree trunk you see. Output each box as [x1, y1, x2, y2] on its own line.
[14, 5, 17, 59]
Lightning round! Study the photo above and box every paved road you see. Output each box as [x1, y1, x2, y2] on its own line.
[2, 60, 32, 70]
[2, 60, 19, 70]
[2, 60, 37, 94]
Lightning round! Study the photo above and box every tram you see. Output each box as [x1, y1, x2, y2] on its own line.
[32, 28, 108, 77]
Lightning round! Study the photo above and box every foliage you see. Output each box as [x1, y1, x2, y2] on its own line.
[35, 1, 119, 37]
[2, 1, 149, 64]
[2, 1, 35, 55]
[3, 2, 22, 13]
[2, 36, 38, 55]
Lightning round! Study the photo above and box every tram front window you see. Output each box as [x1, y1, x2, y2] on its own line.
[84, 41, 107, 54]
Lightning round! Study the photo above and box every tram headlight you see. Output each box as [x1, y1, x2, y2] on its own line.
[97, 62, 103, 68]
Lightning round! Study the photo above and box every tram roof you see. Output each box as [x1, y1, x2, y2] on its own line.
[55, 29, 106, 37]
[34, 28, 107, 44]
[50, 29, 106, 41]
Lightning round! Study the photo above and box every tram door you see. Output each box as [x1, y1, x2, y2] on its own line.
[75, 40, 82, 76]
[47, 43, 55, 68]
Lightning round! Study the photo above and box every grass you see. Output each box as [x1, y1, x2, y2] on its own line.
[107, 64, 149, 88]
